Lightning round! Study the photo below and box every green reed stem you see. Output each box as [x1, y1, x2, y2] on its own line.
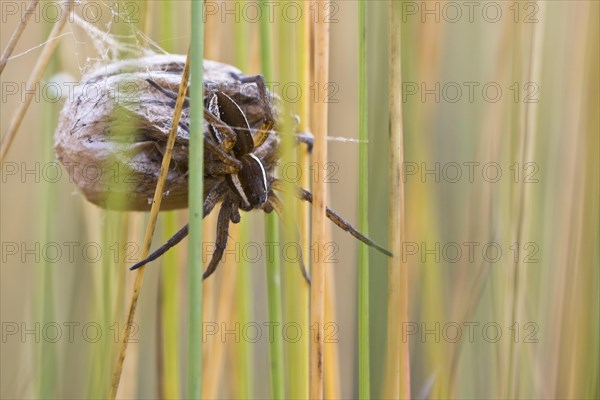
[38, 49, 58, 398]
[188, 3, 205, 398]
[358, 1, 371, 398]
[260, 2, 285, 397]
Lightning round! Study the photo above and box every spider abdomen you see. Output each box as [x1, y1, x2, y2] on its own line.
[225, 153, 268, 211]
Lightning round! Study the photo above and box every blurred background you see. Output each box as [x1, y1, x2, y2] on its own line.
[1, 1, 598, 399]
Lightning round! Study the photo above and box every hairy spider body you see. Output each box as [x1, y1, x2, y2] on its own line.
[130, 74, 391, 282]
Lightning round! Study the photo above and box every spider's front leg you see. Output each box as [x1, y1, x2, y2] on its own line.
[271, 180, 393, 257]
[129, 182, 228, 271]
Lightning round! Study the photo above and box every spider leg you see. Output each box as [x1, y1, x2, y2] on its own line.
[252, 127, 272, 150]
[252, 132, 279, 161]
[129, 224, 190, 271]
[146, 78, 238, 152]
[203, 108, 237, 153]
[252, 129, 314, 162]
[266, 193, 311, 285]
[235, 75, 312, 153]
[296, 131, 314, 152]
[205, 161, 239, 176]
[202, 199, 234, 280]
[129, 182, 228, 271]
[175, 113, 240, 171]
[146, 78, 189, 108]
[271, 181, 393, 257]
[205, 138, 242, 170]
[230, 201, 241, 223]
[233, 74, 274, 150]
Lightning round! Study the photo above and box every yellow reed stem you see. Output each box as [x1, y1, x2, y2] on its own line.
[310, 1, 330, 398]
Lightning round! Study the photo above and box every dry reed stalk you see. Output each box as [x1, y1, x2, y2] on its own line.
[387, 1, 410, 399]
[310, 1, 330, 398]
[0, 0, 40, 75]
[0, 1, 73, 163]
[324, 254, 341, 399]
[109, 50, 192, 399]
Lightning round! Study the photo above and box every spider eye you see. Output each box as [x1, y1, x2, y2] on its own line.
[226, 154, 268, 210]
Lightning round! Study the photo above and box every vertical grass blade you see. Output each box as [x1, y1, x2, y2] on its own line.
[260, 2, 285, 397]
[188, 3, 205, 397]
[38, 37, 59, 398]
[358, 1, 371, 398]
[387, 1, 411, 398]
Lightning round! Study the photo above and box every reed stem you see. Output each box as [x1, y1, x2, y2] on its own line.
[311, 1, 330, 398]
[358, 1, 371, 398]
[187, 3, 205, 397]
[387, 1, 410, 398]
[261, 2, 286, 397]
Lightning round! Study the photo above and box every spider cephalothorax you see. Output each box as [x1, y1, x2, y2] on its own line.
[207, 89, 271, 212]
[131, 74, 390, 282]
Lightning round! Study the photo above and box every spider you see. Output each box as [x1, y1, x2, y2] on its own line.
[129, 74, 391, 282]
